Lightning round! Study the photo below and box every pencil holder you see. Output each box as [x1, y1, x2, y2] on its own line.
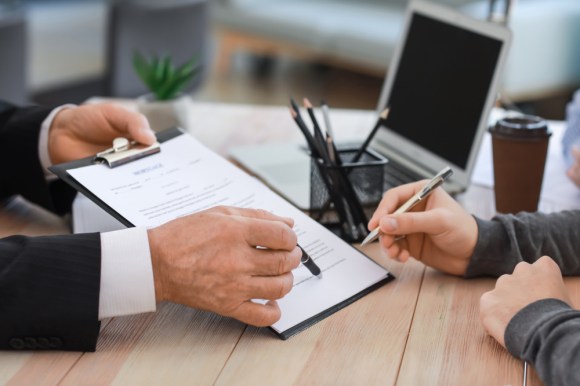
[310, 147, 387, 242]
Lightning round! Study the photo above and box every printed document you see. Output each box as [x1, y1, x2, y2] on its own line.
[68, 133, 391, 337]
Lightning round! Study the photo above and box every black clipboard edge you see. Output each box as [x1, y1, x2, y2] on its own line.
[49, 127, 185, 228]
[272, 273, 394, 340]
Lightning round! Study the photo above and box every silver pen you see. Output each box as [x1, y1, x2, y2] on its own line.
[360, 166, 454, 246]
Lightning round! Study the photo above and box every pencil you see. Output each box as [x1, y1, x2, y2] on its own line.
[290, 106, 321, 159]
[320, 100, 335, 139]
[306, 99, 368, 235]
[303, 98, 329, 163]
[290, 97, 301, 116]
[351, 107, 390, 163]
[326, 136, 336, 164]
[320, 100, 341, 166]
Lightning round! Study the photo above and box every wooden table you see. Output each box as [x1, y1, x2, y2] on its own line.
[1, 102, 578, 386]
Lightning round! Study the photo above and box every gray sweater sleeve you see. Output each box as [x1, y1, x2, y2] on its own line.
[465, 210, 580, 278]
[463, 211, 580, 386]
[505, 299, 580, 386]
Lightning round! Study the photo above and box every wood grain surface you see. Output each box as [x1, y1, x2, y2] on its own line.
[2, 102, 577, 386]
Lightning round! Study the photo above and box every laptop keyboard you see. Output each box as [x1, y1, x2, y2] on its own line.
[382, 161, 425, 190]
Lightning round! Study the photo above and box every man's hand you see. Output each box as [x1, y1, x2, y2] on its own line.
[147, 206, 302, 327]
[566, 145, 580, 188]
[367, 181, 478, 276]
[479, 256, 572, 347]
[48, 103, 156, 164]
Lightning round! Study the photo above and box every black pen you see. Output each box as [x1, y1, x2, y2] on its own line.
[298, 245, 322, 278]
[352, 107, 390, 163]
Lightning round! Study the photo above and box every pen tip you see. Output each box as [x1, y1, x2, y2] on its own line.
[380, 107, 390, 120]
[303, 97, 313, 108]
[317, 273, 323, 279]
[360, 230, 377, 246]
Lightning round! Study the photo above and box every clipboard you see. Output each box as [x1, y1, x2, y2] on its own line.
[50, 127, 183, 228]
[50, 126, 394, 340]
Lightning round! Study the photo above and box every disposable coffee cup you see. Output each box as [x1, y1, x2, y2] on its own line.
[489, 115, 551, 213]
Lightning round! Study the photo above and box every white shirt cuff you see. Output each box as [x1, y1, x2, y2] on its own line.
[98, 227, 157, 320]
[38, 104, 77, 180]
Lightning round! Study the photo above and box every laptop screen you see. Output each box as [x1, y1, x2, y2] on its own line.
[382, 12, 504, 169]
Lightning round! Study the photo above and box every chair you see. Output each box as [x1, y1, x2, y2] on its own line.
[105, 0, 209, 98]
[0, 6, 26, 104]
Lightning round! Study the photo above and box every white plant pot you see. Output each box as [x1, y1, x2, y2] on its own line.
[137, 93, 193, 132]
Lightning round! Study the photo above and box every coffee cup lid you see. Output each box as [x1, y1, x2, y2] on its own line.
[489, 115, 550, 138]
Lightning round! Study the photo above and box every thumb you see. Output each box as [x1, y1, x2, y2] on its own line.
[127, 113, 156, 145]
[104, 104, 156, 145]
[233, 300, 282, 327]
[380, 210, 446, 236]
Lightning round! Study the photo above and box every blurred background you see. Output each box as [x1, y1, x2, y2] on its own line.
[1, 0, 580, 118]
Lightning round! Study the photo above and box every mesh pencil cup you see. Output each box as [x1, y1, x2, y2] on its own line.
[309, 147, 387, 242]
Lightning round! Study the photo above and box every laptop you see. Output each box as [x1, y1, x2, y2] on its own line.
[230, 0, 512, 210]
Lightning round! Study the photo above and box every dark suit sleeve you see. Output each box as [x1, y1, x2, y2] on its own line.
[0, 233, 102, 351]
[0, 102, 76, 214]
[0, 102, 102, 351]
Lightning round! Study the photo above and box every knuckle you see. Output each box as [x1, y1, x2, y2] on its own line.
[279, 225, 296, 249]
[275, 282, 285, 299]
[101, 103, 116, 114]
[220, 219, 238, 235]
[277, 252, 289, 275]
[214, 205, 233, 215]
[513, 261, 530, 274]
[515, 261, 528, 269]
[538, 255, 554, 267]
[276, 275, 293, 299]
[496, 273, 510, 286]
[255, 208, 271, 218]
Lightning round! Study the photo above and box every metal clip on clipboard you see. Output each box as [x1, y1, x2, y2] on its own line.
[94, 137, 161, 168]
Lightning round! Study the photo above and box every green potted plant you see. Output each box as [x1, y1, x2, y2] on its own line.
[133, 51, 200, 131]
